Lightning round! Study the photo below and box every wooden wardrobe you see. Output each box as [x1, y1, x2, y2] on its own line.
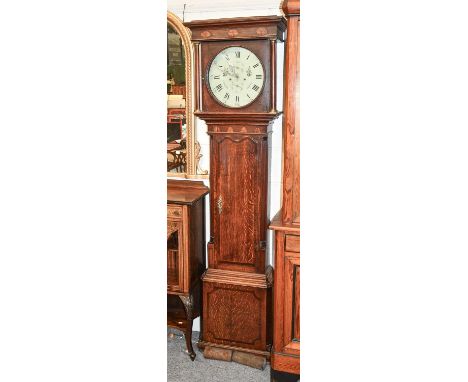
[270, 0, 300, 381]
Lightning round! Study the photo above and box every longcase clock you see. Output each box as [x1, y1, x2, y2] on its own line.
[185, 16, 286, 362]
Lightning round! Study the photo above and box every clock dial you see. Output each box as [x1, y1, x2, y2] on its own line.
[207, 46, 265, 108]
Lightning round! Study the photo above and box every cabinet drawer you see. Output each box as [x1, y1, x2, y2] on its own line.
[285, 234, 300, 253]
[167, 204, 183, 219]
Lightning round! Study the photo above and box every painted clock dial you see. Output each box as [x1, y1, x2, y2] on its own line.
[207, 46, 265, 108]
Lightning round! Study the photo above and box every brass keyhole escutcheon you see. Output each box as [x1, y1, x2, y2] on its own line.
[217, 195, 223, 215]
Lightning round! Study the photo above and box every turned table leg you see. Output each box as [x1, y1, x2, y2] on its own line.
[179, 294, 196, 361]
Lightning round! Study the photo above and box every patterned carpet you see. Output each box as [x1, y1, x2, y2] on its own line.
[167, 330, 270, 382]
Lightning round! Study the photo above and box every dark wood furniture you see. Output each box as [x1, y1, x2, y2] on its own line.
[166, 149, 186, 173]
[167, 179, 209, 361]
[185, 16, 285, 364]
[167, 139, 187, 173]
[167, 108, 186, 117]
[269, 1, 301, 381]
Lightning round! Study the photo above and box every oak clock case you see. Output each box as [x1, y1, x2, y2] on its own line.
[185, 16, 286, 362]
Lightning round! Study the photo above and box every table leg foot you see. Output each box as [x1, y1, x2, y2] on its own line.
[179, 294, 196, 361]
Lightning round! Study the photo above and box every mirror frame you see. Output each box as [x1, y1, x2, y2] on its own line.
[167, 11, 207, 178]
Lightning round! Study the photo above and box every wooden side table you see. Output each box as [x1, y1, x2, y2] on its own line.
[167, 179, 209, 360]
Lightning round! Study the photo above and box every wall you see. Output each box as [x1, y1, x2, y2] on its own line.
[167, 0, 284, 331]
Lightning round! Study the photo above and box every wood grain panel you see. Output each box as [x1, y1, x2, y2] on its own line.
[185, 16, 286, 42]
[285, 234, 300, 253]
[189, 200, 205, 288]
[281, 13, 300, 226]
[283, 253, 300, 355]
[217, 137, 258, 268]
[271, 352, 300, 375]
[291, 19, 300, 225]
[167, 204, 183, 219]
[167, 179, 209, 204]
[209, 133, 269, 273]
[203, 280, 267, 350]
[293, 264, 300, 341]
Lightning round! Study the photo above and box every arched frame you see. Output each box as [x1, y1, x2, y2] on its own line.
[167, 11, 208, 178]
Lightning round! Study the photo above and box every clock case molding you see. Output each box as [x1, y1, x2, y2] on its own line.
[188, 16, 285, 120]
[185, 16, 286, 361]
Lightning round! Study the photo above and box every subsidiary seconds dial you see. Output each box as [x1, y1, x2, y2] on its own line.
[207, 46, 265, 108]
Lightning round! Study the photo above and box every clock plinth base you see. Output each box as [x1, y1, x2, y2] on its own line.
[198, 341, 271, 360]
[200, 268, 272, 355]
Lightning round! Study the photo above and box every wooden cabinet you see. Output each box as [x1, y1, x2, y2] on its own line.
[270, 1, 301, 380]
[270, 228, 300, 379]
[185, 16, 285, 363]
[167, 179, 209, 361]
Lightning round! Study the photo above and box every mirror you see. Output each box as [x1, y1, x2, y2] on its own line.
[167, 11, 207, 177]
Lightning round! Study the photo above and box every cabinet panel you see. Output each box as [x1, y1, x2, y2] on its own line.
[211, 136, 266, 273]
[167, 204, 183, 219]
[285, 234, 300, 253]
[203, 280, 267, 350]
[283, 253, 300, 351]
[167, 219, 184, 293]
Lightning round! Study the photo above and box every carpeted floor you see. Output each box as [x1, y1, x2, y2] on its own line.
[167, 330, 270, 382]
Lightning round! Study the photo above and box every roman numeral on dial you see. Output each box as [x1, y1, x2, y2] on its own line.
[224, 93, 230, 100]
[235, 51, 240, 58]
[216, 84, 223, 92]
[213, 75, 220, 79]
[256, 74, 262, 79]
[253, 63, 259, 68]
[252, 84, 260, 92]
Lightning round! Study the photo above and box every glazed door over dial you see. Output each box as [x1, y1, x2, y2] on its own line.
[207, 46, 265, 108]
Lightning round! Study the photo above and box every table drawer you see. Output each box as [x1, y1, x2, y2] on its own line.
[167, 204, 183, 219]
[285, 234, 300, 253]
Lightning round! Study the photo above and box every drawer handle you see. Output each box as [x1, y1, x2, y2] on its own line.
[217, 195, 223, 215]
